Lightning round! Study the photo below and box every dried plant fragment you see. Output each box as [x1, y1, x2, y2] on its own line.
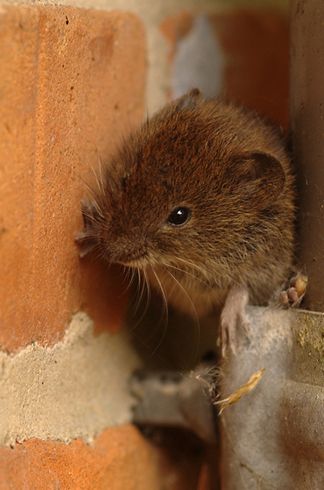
[215, 368, 265, 414]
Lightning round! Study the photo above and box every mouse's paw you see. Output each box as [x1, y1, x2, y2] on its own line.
[220, 310, 250, 357]
[278, 273, 308, 308]
[75, 199, 101, 258]
[220, 311, 237, 357]
[220, 285, 250, 357]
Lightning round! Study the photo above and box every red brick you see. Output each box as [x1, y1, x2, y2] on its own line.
[0, 5, 146, 351]
[212, 9, 289, 128]
[0, 425, 202, 490]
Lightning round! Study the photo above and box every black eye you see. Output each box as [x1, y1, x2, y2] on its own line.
[167, 207, 191, 226]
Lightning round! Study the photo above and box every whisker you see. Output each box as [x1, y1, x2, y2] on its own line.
[138, 270, 146, 307]
[165, 262, 209, 287]
[134, 269, 147, 319]
[121, 266, 135, 293]
[90, 244, 111, 264]
[166, 268, 201, 366]
[150, 268, 169, 356]
[172, 255, 209, 278]
[90, 164, 104, 198]
[81, 196, 105, 220]
[166, 269, 198, 321]
[132, 269, 143, 316]
[77, 173, 97, 197]
[96, 152, 106, 197]
[151, 268, 168, 323]
[143, 267, 151, 314]
[129, 268, 152, 330]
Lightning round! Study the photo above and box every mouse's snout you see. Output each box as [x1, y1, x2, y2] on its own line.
[101, 234, 148, 268]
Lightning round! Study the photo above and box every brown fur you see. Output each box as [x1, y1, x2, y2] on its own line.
[77, 90, 295, 317]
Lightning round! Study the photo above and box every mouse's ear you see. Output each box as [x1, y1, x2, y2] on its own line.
[175, 88, 203, 111]
[228, 151, 286, 207]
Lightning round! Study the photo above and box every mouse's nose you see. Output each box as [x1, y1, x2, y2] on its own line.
[104, 236, 147, 266]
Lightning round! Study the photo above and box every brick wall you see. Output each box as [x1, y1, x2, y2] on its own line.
[0, 0, 289, 488]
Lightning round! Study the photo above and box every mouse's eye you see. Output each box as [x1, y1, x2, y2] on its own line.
[167, 207, 191, 226]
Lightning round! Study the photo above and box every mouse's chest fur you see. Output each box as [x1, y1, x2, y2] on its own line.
[145, 266, 228, 317]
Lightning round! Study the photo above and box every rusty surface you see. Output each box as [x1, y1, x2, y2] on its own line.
[290, 0, 324, 311]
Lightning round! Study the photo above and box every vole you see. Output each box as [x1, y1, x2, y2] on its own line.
[76, 89, 298, 355]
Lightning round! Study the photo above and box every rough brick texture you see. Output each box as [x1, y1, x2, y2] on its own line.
[0, 5, 146, 351]
[0, 425, 202, 490]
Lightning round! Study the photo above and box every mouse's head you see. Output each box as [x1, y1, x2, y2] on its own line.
[76, 90, 288, 284]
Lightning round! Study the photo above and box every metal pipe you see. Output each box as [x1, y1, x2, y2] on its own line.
[290, 0, 324, 311]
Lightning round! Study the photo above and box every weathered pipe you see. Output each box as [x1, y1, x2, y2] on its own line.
[290, 0, 324, 311]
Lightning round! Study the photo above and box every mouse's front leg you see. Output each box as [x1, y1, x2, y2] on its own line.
[220, 284, 249, 357]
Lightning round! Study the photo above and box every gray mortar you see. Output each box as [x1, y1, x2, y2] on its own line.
[171, 15, 224, 99]
[0, 312, 141, 446]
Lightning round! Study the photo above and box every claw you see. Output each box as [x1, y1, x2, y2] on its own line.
[278, 273, 308, 308]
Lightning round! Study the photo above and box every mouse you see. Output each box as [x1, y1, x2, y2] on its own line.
[76, 89, 297, 355]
